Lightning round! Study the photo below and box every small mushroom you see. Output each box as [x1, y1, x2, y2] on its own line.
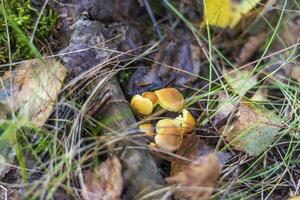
[148, 142, 157, 148]
[142, 92, 158, 106]
[154, 88, 184, 112]
[155, 119, 183, 152]
[139, 123, 155, 136]
[176, 109, 196, 134]
[130, 95, 153, 115]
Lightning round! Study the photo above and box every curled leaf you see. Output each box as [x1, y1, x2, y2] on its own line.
[166, 153, 221, 200]
[170, 135, 205, 177]
[82, 156, 123, 200]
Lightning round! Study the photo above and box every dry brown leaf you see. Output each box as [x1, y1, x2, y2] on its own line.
[170, 135, 204, 177]
[282, 16, 300, 47]
[289, 65, 300, 83]
[282, 16, 300, 82]
[281, 17, 300, 83]
[166, 153, 221, 200]
[266, 15, 300, 84]
[0, 58, 67, 126]
[127, 31, 202, 96]
[82, 156, 123, 200]
[236, 32, 267, 65]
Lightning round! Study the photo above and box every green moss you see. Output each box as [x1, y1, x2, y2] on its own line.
[0, 0, 58, 63]
[118, 69, 133, 85]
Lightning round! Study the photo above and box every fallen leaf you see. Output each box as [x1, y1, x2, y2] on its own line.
[213, 92, 238, 127]
[223, 68, 257, 96]
[230, 0, 263, 28]
[127, 30, 202, 96]
[166, 153, 221, 200]
[266, 15, 300, 84]
[236, 32, 267, 65]
[203, 0, 262, 28]
[281, 16, 300, 47]
[170, 135, 205, 177]
[0, 58, 67, 127]
[203, 0, 232, 28]
[221, 100, 281, 156]
[82, 156, 123, 200]
[251, 87, 268, 102]
[289, 64, 300, 83]
[281, 17, 300, 83]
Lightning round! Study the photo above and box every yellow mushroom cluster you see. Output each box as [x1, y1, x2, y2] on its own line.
[130, 87, 196, 152]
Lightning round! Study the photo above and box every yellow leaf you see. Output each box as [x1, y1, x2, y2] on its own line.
[203, 0, 262, 28]
[203, 0, 232, 28]
[230, 0, 262, 27]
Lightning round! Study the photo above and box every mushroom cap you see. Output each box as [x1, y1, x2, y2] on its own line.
[155, 119, 183, 151]
[142, 92, 158, 106]
[148, 142, 157, 148]
[154, 88, 184, 112]
[139, 123, 155, 136]
[176, 109, 196, 134]
[130, 95, 153, 115]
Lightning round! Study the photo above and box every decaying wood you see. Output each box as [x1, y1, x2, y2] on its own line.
[91, 76, 165, 199]
[60, 19, 164, 200]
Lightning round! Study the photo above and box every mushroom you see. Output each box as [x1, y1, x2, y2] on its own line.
[139, 123, 155, 136]
[176, 109, 196, 134]
[148, 142, 157, 148]
[142, 92, 158, 106]
[155, 119, 183, 152]
[154, 88, 184, 112]
[130, 95, 153, 115]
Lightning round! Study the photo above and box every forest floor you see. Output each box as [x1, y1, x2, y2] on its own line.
[0, 0, 299, 200]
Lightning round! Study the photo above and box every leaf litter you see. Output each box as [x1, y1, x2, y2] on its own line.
[0, 58, 67, 126]
[166, 153, 221, 200]
[82, 156, 123, 200]
[221, 100, 282, 156]
[0, 0, 299, 199]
